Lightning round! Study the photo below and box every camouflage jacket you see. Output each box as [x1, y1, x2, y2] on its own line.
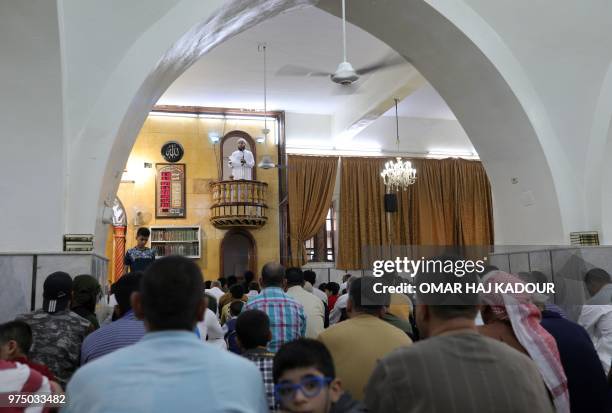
[16, 309, 92, 386]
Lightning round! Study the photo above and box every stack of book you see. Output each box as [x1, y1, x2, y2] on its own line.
[63, 234, 94, 252]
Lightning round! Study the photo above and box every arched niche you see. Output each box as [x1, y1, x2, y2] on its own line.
[220, 130, 257, 181]
[220, 228, 257, 279]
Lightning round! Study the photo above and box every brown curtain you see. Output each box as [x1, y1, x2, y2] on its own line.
[337, 157, 389, 269]
[338, 157, 493, 269]
[287, 155, 338, 266]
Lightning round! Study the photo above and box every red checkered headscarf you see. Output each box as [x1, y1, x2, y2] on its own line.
[481, 271, 569, 413]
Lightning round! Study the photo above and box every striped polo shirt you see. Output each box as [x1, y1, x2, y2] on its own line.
[80, 310, 146, 364]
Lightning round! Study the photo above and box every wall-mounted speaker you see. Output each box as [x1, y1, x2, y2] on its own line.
[384, 193, 398, 213]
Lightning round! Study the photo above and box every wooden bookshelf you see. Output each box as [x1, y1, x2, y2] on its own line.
[149, 226, 201, 259]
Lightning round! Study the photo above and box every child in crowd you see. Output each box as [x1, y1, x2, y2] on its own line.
[123, 227, 156, 273]
[273, 339, 365, 413]
[236, 309, 277, 412]
[221, 285, 245, 325]
[0, 320, 56, 382]
[247, 281, 261, 300]
[325, 282, 340, 310]
[225, 301, 244, 354]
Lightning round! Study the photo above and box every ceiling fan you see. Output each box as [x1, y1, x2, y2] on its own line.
[276, 0, 405, 90]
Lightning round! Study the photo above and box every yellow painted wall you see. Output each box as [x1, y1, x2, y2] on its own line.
[107, 114, 280, 280]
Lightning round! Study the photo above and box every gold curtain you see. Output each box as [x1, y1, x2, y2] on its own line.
[337, 157, 389, 269]
[338, 157, 494, 269]
[287, 155, 338, 266]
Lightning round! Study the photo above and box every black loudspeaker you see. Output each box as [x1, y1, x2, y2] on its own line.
[384, 193, 398, 213]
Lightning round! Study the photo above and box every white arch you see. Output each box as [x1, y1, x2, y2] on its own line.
[585, 60, 612, 242]
[64, 0, 317, 250]
[66, 0, 571, 249]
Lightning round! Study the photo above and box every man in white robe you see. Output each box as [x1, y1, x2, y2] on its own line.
[228, 138, 255, 180]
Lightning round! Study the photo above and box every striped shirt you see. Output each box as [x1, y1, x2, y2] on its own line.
[244, 287, 306, 353]
[80, 310, 145, 364]
[0, 360, 53, 413]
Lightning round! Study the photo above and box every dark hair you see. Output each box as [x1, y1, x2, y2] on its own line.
[325, 282, 340, 296]
[415, 255, 479, 320]
[112, 272, 143, 313]
[229, 301, 244, 317]
[318, 283, 327, 292]
[285, 267, 304, 287]
[236, 309, 270, 349]
[342, 273, 352, 283]
[230, 284, 244, 299]
[0, 321, 32, 356]
[273, 338, 335, 383]
[244, 271, 255, 284]
[261, 262, 285, 287]
[218, 277, 227, 288]
[136, 227, 150, 238]
[349, 277, 389, 312]
[585, 268, 611, 285]
[141, 256, 204, 331]
[204, 280, 212, 289]
[248, 281, 260, 292]
[227, 275, 238, 288]
[303, 270, 316, 285]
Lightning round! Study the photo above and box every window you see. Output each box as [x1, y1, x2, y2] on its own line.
[305, 205, 336, 262]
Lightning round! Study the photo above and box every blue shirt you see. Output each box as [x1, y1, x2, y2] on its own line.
[124, 247, 156, 273]
[80, 310, 146, 365]
[244, 287, 306, 353]
[64, 331, 268, 413]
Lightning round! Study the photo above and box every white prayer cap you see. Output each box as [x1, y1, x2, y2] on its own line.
[237, 138, 247, 144]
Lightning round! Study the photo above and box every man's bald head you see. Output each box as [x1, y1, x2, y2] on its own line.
[261, 262, 285, 287]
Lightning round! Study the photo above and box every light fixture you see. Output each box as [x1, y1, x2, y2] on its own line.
[257, 43, 275, 168]
[256, 136, 265, 144]
[258, 155, 275, 169]
[427, 150, 479, 159]
[208, 132, 220, 144]
[380, 98, 417, 191]
[150, 111, 198, 118]
[260, 43, 270, 144]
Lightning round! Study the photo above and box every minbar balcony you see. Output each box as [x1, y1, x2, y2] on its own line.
[210, 180, 268, 229]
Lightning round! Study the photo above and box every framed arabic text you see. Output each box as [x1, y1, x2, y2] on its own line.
[156, 163, 186, 218]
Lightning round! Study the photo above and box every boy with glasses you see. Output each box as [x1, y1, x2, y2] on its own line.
[273, 339, 365, 413]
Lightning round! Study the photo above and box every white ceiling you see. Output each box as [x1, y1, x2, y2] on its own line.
[158, 5, 454, 119]
[158, 4, 472, 156]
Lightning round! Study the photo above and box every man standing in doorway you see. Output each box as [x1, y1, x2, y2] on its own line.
[228, 138, 255, 180]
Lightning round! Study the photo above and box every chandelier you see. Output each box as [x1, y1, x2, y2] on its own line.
[380, 98, 417, 191]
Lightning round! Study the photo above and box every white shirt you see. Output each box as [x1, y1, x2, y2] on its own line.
[329, 293, 349, 325]
[247, 290, 260, 300]
[205, 287, 225, 302]
[578, 284, 612, 373]
[228, 149, 255, 180]
[197, 308, 226, 349]
[304, 281, 328, 304]
[287, 286, 325, 338]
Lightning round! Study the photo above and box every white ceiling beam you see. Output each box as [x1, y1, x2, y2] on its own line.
[331, 64, 426, 145]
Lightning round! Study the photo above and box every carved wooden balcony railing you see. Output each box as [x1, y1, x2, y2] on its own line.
[209, 180, 268, 229]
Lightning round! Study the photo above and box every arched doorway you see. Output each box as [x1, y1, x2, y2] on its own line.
[66, 0, 569, 249]
[220, 229, 257, 279]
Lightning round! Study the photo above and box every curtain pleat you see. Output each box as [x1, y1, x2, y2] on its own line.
[287, 155, 338, 266]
